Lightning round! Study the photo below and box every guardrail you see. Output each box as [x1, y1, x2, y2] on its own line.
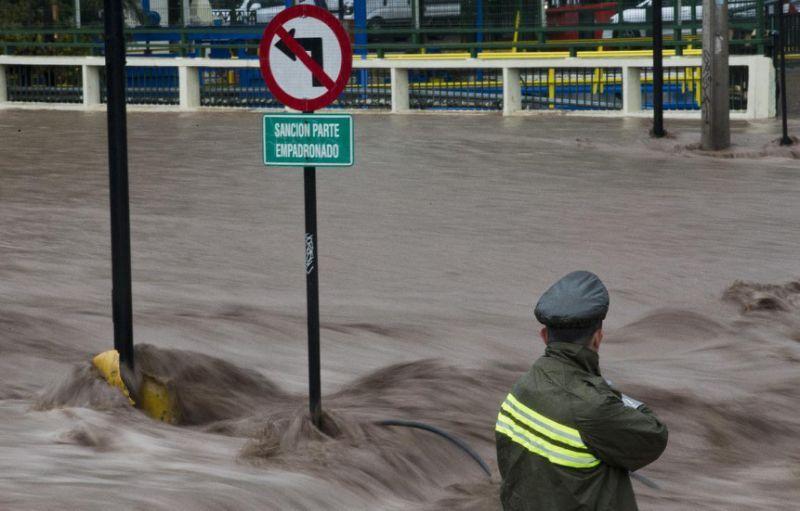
[0, 22, 773, 57]
[0, 54, 775, 118]
[4, 0, 797, 59]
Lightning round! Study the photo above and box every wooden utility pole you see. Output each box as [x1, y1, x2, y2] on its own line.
[701, 0, 730, 150]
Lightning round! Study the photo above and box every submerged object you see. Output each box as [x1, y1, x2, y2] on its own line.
[91, 350, 134, 405]
[92, 350, 178, 424]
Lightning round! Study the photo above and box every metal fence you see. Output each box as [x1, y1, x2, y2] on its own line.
[2, 0, 795, 57]
[778, 11, 800, 53]
[408, 68, 503, 109]
[520, 67, 623, 110]
[0, 61, 754, 112]
[639, 65, 749, 110]
[200, 66, 278, 107]
[100, 66, 180, 104]
[5, 64, 82, 102]
[198, 67, 391, 107]
[332, 68, 393, 108]
[792, 12, 800, 52]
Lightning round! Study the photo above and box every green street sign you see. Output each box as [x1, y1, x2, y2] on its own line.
[263, 114, 353, 167]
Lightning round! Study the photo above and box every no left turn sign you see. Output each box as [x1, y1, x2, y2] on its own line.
[259, 5, 353, 112]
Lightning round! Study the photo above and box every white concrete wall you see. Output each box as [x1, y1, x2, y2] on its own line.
[502, 67, 521, 115]
[390, 68, 409, 113]
[747, 55, 777, 119]
[81, 65, 101, 107]
[0, 54, 776, 120]
[178, 64, 200, 108]
[0, 65, 7, 104]
[622, 66, 642, 115]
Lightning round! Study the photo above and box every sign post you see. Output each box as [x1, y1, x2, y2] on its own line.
[259, 6, 353, 428]
[303, 153, 321, 426]
[777, 0, 793, 146]
[652, 0, 665, 138]
[103, 0, 135, 370]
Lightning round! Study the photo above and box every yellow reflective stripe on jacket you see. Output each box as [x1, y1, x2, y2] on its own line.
[497, 414, 600, 464]
[503, 393, 586, 449]
[496, 414, 596, 461]
[495, 416, 601, 469]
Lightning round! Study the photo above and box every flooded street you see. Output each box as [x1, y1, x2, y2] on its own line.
[1, 109, 799, 510]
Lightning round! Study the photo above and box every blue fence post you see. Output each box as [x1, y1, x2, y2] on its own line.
[355, 0, 367, 57]
[355, 0, 368, 88]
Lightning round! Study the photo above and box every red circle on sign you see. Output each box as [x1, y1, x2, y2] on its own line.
[259, 5, 352, 112]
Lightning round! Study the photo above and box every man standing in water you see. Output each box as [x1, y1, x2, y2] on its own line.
[495, 271, 668, 510]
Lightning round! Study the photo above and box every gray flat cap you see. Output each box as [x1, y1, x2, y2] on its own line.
[534, 271, 609, 328]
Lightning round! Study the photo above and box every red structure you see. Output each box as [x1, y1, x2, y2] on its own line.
[546, 1, 619, 40]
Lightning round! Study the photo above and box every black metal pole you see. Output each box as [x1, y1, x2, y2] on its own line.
[652, 0, 665, 137]
[778, 0, 793, 146]
[303, 113, 322, 428]
[103, 0, 134, 369]
[43, 0, 54, 42]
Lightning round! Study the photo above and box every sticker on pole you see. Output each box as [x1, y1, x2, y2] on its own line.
[259, 5, 352, 112]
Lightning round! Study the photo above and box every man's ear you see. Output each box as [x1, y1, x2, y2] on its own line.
[591, 328, 603, 351]
[540, 327, 548, 346]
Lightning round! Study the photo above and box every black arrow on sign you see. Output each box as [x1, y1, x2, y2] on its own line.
[275, 28, 325, 88]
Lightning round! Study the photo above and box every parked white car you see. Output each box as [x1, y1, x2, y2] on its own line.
[602, 2, 697, 38]
[599, 0, 796, 38]
[344, 0, 461, 29]
[211, 0, 349, 25]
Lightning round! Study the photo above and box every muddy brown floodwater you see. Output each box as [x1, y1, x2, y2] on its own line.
[1, 109, 799, 510]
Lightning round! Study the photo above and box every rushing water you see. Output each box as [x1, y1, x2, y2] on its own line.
[1, 110, 799, 510]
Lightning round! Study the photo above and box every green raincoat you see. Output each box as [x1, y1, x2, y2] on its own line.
[495, 342, 668, 511]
